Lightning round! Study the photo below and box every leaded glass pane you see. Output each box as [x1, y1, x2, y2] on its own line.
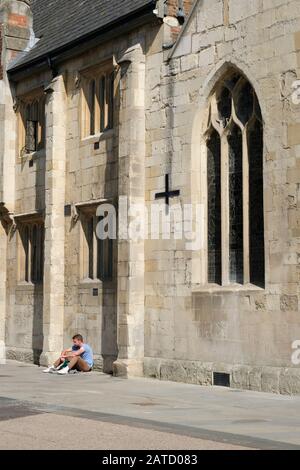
[206, 71, 264, 287]
[26, 120, 38, 152]
[224, 73, 240, 91]
[217, 87, 232, 128]
[23, 226, 30, 283]
[236, 81, 254, 125]
[228, 125, 244, 284]
[31, 225, 38, 283]
[100, 76, 106, 132]
[89, 80, 96, 136]
[248, 119, 265, 287]
[39, 225, 45, 283]
[97, 237, 113, 281]
[207, 129, 222, 284]
[88, 218, 94, 279]
[108, 72, 114, 129]
[97, 215, 113, 281]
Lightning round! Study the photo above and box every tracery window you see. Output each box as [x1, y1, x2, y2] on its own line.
[80, 209, 113, 282]
[18, 93, 46, 155]
[18, 221, 44, 284]
[81, 63, 115, 138]
[206, 72, 265, 287]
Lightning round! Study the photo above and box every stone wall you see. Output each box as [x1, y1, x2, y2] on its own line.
[144, 0, 300, 394]
[2, 17, 161, 370]
[0, 28, 3, 80]
[0, 0, 34, 362]
[62, 43, 120, 372]
[2, 0, 300, 394]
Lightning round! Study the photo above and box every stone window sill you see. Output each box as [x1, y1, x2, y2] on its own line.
[79, 278, 116, 290]
[79, 279, 102, 288]
[192, 283, 265, 294]
[16, 282, 43, 290]
[80, 128, 114, 145]
[18, 149, 45, 160]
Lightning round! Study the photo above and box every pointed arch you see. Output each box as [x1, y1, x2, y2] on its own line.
[192, 64, 265, 288]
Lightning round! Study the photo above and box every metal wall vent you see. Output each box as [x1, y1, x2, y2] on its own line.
[213, 372, 230, 387]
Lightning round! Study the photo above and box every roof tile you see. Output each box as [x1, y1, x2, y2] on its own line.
[9, 0, 155, 71]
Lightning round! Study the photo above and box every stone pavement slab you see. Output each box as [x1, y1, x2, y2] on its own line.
[1, 361, 300, 449]
[0, 412, 250, 450]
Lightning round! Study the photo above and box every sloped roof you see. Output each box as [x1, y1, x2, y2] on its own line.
[9, 0, 156, 71]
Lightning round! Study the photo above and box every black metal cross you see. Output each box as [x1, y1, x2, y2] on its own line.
[155, 174, 180, 206]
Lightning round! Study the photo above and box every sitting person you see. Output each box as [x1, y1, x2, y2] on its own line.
[43, 334, 94, 375]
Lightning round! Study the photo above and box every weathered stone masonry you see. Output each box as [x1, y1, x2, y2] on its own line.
[0, 30, 3, 80]
[144, 0, 300, 394]
[40, 75, 66, 366]
[0, 0, 300, 394]
[113, 44, 146, 378]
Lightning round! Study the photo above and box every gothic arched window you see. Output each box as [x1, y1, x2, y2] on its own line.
[81, 66, 115, 138]
[206, 71, 265, 287]
[18, 221, 44, 284]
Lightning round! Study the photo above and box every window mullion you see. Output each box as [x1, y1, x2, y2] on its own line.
[221, 134, 230, 286]
[243, 129, 250, 284]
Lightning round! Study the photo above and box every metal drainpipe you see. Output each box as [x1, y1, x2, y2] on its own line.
[47, 56, 58, 79]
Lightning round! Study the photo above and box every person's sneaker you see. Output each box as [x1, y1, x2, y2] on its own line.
[57, 366, 69, 375]
[43, 366, 56, 373]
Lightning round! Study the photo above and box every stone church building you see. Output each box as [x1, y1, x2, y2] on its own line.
[0, 0, 299, 394]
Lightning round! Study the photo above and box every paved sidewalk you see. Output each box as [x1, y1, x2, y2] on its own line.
[1, 360, 300, 449]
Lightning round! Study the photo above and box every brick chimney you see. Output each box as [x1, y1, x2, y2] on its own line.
[155, 0, 194, 48]
[0, 0, 33, 78]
